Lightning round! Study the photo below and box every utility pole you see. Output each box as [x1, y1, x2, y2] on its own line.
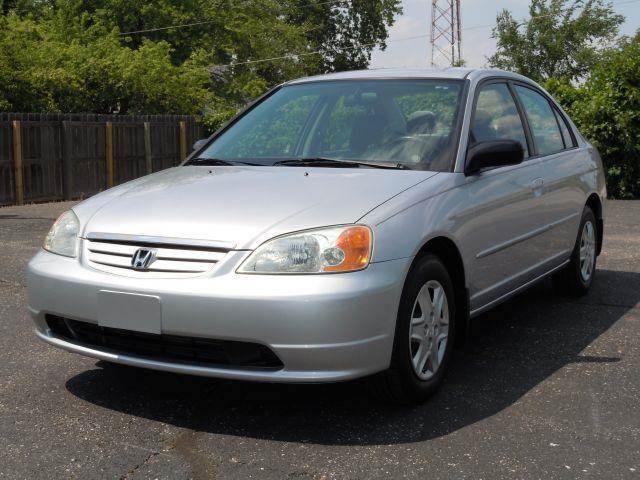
[430, 0, 462, 67]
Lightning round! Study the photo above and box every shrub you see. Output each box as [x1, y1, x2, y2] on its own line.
[545, 32, 640, 199]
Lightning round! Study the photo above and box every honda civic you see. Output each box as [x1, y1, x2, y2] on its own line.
[27, 68, 605, 403]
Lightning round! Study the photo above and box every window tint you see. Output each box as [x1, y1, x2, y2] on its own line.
[207, 93, 321, 158]
[201, 80, 464, 171]
[553, 108, 576, 148]
[514, 86, 565, 155]
[471, 83, 529, 157]
[316, 84, 463, 170]
[320, 95, 376, 155]
[394, 86, 461, 136]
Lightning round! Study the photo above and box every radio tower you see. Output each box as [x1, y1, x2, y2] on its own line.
[430, 0, 462, 67]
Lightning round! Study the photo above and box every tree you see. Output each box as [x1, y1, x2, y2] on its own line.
[285, 0, 402, 72]
[0, 12, 214, 114]
[73, 0, 402, 125]
[555, 32, 640, 198]
[0, 0, 402, 129]
[488, 0, 624, 83]
[75, 0, 401, 72]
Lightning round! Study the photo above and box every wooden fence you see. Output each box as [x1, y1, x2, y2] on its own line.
[0, 113, 203, 206]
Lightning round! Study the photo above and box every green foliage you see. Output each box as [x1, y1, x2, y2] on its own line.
[0, 0, 401, 127]
[546, 32, 640, 199]
[489, 0, 624, 83]
[490, 0, 639, 198]
[218, 93, 321, 158]
[286, 0, 402, 71]
[0, 11, 213, 114]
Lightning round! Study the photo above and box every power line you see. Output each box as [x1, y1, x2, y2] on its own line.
[119, 0, 351, 35]
[119, 0, 640, 69]
[213, 0, 640, 69]
[461, 0, 640, 32]
[121, 20, 221, 35]
[214, 33, 428, 68]
[119, 0, 640, 36]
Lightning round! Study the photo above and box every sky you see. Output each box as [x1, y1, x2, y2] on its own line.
[370, 0, 640, 69]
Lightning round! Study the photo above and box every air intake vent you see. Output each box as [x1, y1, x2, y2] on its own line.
[46, 315, 283, 370]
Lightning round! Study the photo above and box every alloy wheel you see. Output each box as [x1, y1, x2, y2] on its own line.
[579, 220, 596, 282]
[409, 280, 449, 380]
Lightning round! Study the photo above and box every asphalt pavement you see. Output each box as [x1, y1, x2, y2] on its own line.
[0, 200, 638, 479]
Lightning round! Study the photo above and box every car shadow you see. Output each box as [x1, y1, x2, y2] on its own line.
[65, 268, 638, 446]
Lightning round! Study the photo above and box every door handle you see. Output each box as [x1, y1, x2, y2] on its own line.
[530, 177, 544, 196]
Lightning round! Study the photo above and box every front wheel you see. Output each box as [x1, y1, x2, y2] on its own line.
[369, 254, 456, 404]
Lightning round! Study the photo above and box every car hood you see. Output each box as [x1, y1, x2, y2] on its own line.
[80, 166, 437, 249]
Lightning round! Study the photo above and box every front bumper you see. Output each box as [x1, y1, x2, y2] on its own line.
[27, 248, 409, 382]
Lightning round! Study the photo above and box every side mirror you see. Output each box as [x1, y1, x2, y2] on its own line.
[192, 138, 208, 152]
[465, 140, 524, 175]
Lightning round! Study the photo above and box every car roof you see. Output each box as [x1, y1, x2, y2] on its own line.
[286, 68, 532, 85]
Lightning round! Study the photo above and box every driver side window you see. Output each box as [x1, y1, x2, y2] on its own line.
[471, 83, 529, 158]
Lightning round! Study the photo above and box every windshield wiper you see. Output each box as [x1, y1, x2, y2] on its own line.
[185, 157, 261, 166]
[274, 157, 409, 170]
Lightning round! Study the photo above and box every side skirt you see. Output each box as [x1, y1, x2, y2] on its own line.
[469, 259, 570, 318]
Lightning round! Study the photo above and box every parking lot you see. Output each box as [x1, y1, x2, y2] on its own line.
[0, 200, 638, 479]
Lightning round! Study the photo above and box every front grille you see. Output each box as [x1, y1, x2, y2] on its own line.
[46, 315, 283, 370]
[84, 238, 229, 277]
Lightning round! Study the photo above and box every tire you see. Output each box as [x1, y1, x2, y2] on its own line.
[554, 206, 598, 297]
[368, 254, 457, 404]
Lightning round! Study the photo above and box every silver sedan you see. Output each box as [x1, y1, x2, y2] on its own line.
[27, 68, 605, 403]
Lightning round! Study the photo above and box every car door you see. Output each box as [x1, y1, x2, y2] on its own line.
[512, 84, 586, 266]
[458, 81, 551, 312]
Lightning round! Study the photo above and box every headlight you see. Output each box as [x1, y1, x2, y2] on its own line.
[238, 225, 372, 274]
[43, 210, 80, 257]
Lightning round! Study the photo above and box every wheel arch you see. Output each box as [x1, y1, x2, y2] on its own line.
[586, 193, 603, 256]
[411, 235, 470, 346]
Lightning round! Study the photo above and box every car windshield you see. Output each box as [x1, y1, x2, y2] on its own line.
[195, 79, 464, 171]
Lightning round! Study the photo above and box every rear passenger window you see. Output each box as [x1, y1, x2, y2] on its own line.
[553, 108, 576, 149]
[471, 83, 529, 157]
[514, 86, 564, 156]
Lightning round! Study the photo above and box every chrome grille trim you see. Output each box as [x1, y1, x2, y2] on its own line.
[85, 232, 236, 251]
[83, 237, 230, 278]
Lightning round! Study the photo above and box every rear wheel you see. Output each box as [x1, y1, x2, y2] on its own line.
[369, 254, 456, 404]
[554, 206, 598, 296]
